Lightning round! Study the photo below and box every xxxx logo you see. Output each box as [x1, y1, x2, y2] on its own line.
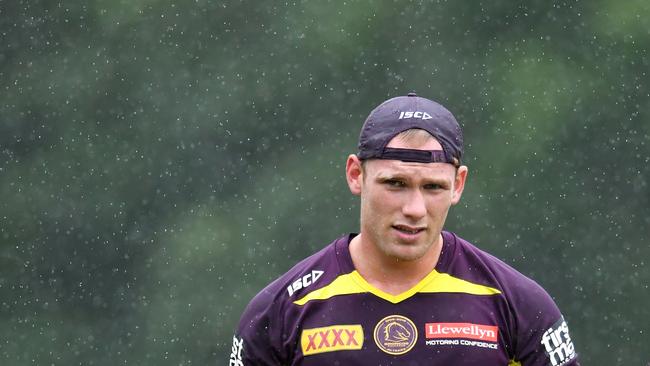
[301, 325, 364, 356]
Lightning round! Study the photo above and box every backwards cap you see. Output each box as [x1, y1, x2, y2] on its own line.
[357, 92, 464, 166]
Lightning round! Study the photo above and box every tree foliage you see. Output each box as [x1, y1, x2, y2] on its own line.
[1, 1, 648, 364]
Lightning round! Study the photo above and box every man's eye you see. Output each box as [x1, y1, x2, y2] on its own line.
[385, 180, 405, 187]
[424, 184, 443, 190]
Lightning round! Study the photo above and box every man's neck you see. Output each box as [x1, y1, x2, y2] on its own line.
[348, 233, 443, 296]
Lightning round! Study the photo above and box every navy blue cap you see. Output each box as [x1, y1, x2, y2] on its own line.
[357, 93, 464, 165]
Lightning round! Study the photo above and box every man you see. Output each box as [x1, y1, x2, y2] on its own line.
[230, 93, 579, 365]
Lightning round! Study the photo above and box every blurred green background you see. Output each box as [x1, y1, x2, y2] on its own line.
[1, 0, 648, 364]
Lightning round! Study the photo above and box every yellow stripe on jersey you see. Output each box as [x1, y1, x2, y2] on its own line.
[420, 270, 501, 296]
[293, 272, 365, 305]
[294, 270, 501, 305]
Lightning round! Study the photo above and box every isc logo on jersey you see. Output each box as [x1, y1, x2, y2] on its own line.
[301, 325, 363, 356]
[399, 111, 432, 120]
[287, 270, 324, 296]
[541, 317, 576, 366]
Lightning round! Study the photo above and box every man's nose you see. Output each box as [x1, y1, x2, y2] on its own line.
[401, 190, 427, 219]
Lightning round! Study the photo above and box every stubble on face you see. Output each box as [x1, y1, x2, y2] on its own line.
[359, 163, 453, 264]
[356, 134, 460, 266]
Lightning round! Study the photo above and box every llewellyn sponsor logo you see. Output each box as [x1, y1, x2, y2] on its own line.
[425, 323, 498, 342]
[301, 325, 363, 356]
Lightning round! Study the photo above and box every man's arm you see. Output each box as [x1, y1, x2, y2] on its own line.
[509, 279, 580, 366]
[230, 288, 287, 366]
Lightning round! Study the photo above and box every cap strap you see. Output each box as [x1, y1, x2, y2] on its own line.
[380, 148, 452, 164]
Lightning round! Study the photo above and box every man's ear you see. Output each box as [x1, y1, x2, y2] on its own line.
[346, 154, 363, 196]
[451, 165, 468, 205]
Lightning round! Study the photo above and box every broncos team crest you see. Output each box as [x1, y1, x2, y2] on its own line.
[373, 315, 418, 355]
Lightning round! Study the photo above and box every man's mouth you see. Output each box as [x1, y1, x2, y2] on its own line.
[392, 224, 425, 235]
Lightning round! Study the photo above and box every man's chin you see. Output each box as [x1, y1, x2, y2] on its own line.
[385, 245, 429, 262]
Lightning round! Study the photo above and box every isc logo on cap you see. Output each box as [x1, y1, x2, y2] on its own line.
[399, 111, 432, 120]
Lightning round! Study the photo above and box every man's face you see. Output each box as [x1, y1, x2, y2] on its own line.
[346, 136, 467, 263]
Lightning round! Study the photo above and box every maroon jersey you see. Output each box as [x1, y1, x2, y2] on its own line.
[230, 232, 579, 365]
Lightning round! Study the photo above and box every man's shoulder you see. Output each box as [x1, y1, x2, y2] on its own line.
[445, 232, 551, 298]
[446, 233, 579, 365]
[239, 235, 348, 323]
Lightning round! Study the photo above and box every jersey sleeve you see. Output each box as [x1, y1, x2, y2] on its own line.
[508, 278, 580, 366]
[229, 288, 287, 366]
